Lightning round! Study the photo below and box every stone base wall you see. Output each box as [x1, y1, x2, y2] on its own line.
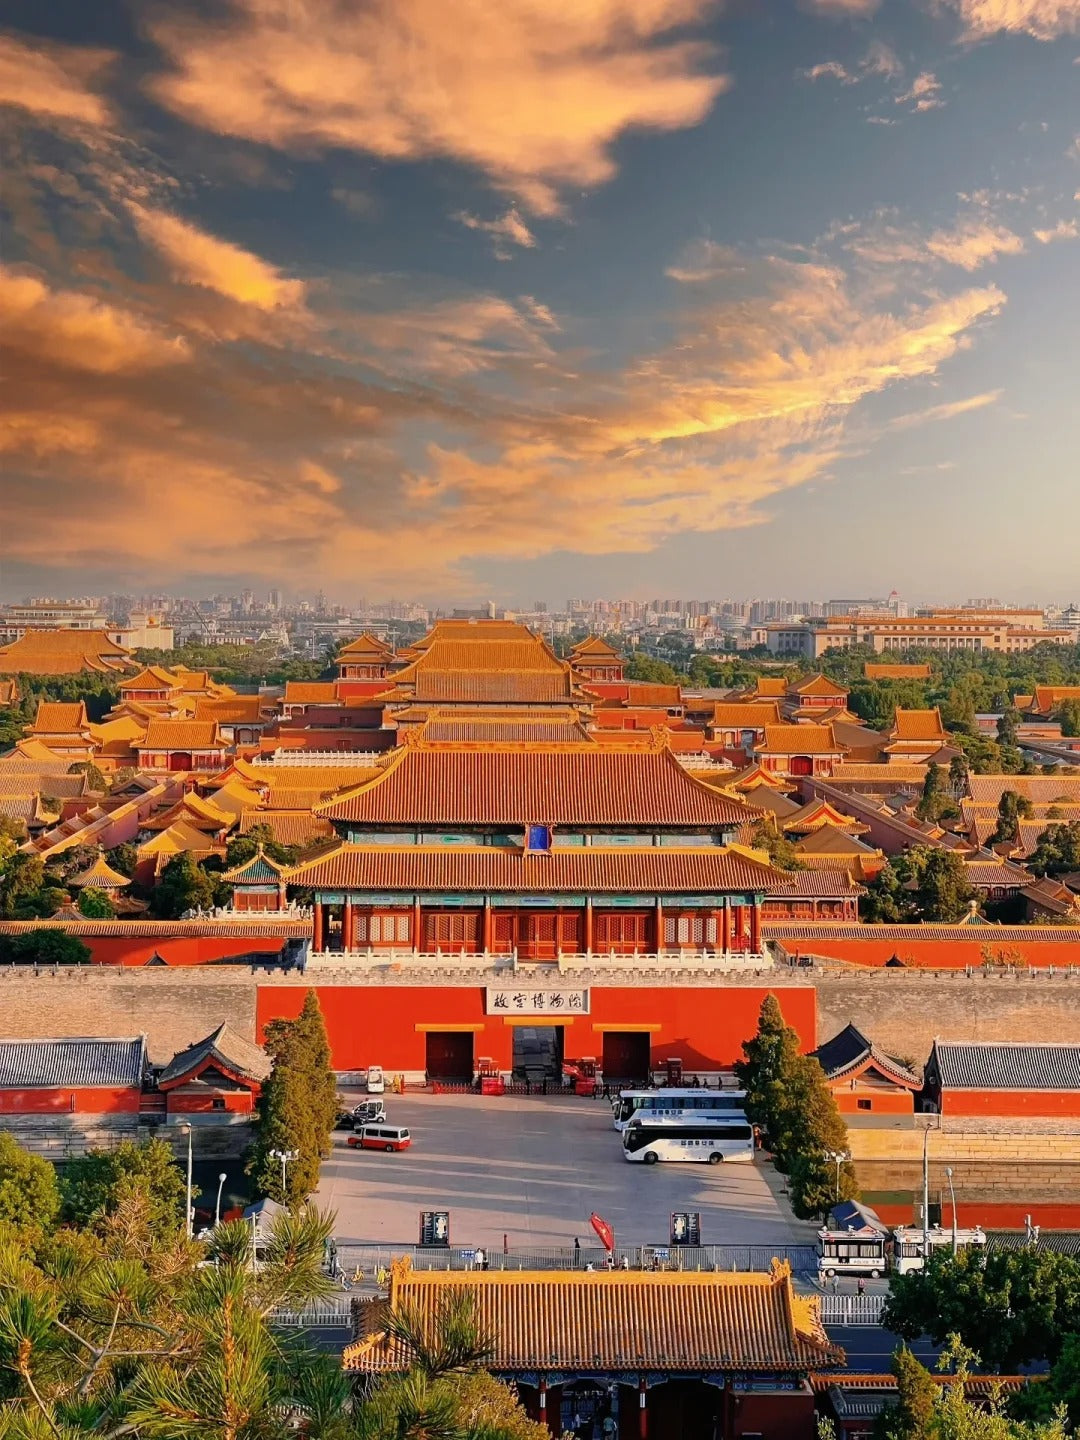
[848, 1127, 1080, 1163]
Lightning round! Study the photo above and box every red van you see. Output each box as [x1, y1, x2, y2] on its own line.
[348, 1124, 411, 1153]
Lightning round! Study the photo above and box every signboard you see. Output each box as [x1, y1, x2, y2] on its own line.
[485, 987, 589, 1015]
[419, 1210, 450, 1247]
[670, 1212, 702, 1247]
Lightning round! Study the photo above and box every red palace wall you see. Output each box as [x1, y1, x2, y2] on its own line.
[785, 935, 1080, 969]
[75, 937, 294, 966]
[831, 1087, 914, 1116]
[165, 1092, 255, 1115]
[941, 1089, 1080, 1117]
[256, 984, 817, 1073]
[0, 1086, 141, 1115]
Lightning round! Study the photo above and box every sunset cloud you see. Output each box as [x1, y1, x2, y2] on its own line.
[144, 0, 729, 214]
[1033, 217, 1079, 242]
[889, 389, 1003, 428]
[842, 203, 1027, 270]
[0, 266, 190, 374]
[455, 208, 538, 259]
[942, 0, 1080, 40]
[896, 72, 945, 110]
[0, 34, 115, 127]
[128, 205, 307, 310]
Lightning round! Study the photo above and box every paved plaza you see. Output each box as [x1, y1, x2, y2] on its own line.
[314, 1090, 819, 1250]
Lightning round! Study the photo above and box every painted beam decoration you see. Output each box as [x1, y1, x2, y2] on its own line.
[485, 987, 590, 1015]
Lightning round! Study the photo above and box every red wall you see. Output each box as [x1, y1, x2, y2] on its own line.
[77, 936, 295, 966]
[256, 984, 817, 1072]
[0, 1086, 141, 1114]
[942, 1089, 1080, 1117]
[166, 1092, 255, 1114]
[832, 1087, 914, 1115]
[782, 935, 1080, 969]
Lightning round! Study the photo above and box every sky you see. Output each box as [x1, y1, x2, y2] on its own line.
[1, 0, 1078, 609]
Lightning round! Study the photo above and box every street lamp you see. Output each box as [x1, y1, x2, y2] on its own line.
[827, 1150, 850, 1203]
[269, 1148, 299, 1197]
[215, 1172, 228, 1228]
[944, 1167, 958, 1253]
[179, 1124, 193, 1241]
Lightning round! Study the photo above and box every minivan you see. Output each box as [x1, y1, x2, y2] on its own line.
[366, 1065, 385, 1094]
[348, 1125, 411, 1153]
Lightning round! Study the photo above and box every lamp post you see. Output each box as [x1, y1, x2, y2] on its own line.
[922, 1125, 931, 1260]
[180, 1124, 193, 1240]
[269, 1148, 299, 1198]
[944, 1166, 958, 1253]
[827, 1149, 850, 1203]
[215, 1172, 228, 1228]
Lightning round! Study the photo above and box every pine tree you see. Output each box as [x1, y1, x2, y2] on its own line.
[875, 1347, 938, 1440]
[293, 990, 339, 1159]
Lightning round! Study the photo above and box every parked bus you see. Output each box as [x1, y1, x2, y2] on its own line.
[622, 1120, 755, 1165]
[817, 1223, 986, 1280]
[612, 1087, 747, 1132]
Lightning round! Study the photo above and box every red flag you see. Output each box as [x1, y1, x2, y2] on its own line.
[590, 1212, 615, 1252]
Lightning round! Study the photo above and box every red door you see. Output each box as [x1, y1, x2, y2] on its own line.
[520, 913, 558, 960]
[790, 755, 813, 776]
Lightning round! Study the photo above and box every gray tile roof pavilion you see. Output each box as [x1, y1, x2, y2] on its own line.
[0, 1037, 147, 1089]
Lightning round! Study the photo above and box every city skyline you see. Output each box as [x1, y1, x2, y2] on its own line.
[2, 1, 1078, 604]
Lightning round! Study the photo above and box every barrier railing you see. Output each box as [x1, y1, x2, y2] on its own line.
[818, 1294, 888, 1326]
[334, 1242, 819, 1281]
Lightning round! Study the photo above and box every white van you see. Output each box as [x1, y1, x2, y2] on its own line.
[366, 1065, 385, 1094]
[348, 1125, 411, 1153]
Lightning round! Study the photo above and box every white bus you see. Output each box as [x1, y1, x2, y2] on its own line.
[622, 1120, 755, 1165]
[612, 1088, 747, 1132]
[817, 1223, 987, 1280]
[890, 1225, 987, 1274]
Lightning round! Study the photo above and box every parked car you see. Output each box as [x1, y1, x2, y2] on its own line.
[366, 1065, 385, 1094]
[335, 1100, 387, 1130]
[347, 1124, 411, 1153]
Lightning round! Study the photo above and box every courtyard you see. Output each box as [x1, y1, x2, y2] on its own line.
[313, 1090, 818, 1251]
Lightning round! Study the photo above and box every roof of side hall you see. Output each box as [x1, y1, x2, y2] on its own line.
[0, 1037, 147, 1089]
[315, 742, 755, 827]
[929, 1042, 1080, 1091]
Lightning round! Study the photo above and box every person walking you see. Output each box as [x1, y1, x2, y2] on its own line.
[474, 1247, 487, 1272]
[857, 1277, 866, 1296]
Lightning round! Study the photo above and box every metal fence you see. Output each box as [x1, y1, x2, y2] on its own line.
[818, 1294, 888, 1326]
[334, 1242, 819, 1281]
[271, 1299, 354, 1328]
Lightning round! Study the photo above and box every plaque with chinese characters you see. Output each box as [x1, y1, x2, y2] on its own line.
[484, 987, 590, 1015]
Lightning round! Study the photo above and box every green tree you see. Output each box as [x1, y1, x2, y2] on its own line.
[921, 766, 944, 823]
[0, 854, 66, 919]
[0, 928, 91, 965]
[990, 789, 1033, 847]
[248, 1021, 323, 1204]
[151, 851, 227, 918]
[748, 818, 802, 871]
[861, 861, 908, 923]
[1028, 821, 1080, 878]
[292, 989, 339, 1155]
[884, 1246, 1080, 1371]
[68, 759, 107, 792]
[106, 842, 139, 877]
[0, 1133, 61, 1235]
[947, 754, 969, 798]
[224, 824, 298, 869]
[623, 653, 685, 685]
[1055, 700, 1080, 738]
[60, 1137, 187, 1231]
[875, 1345, 939, 1440]
[77, 887, 115, 918]
[912, 849, 976, 922]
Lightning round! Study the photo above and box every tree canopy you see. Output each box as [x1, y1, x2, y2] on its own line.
[248, 991, 337, 1204]
[0, 1132, 61, 1236]
[60, 1137, 188, 1232]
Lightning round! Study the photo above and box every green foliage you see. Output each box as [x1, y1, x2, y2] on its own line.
[1013, 1333, 1080, 1429]
[105, 843, 138, 877]
[248, 992, 337, 1205]
[136, 642, 329, 686]
[884, 1246, 1080, 1371]
[874, 1346, 938, 1440]
[915, 763, 946, 822]
[76, 887, 115, 918]
[225, 824, 299, 869]
[1028, 821, 1080, 878]
[623, 653, 685, 685]
[0, 1134, 61, 1236]
[862, 847, 976, 924]
[0, 854, 67, 919]
[60, 1138, 187, 1232]
[150, 851, 228, 918]
[1055, 700, 1080, 738]
[0, 928, 91, 965]
[748, 818, 802, 871]
[990, 789, 1034, 847]
[734, 995, 857, 1218]
[68, 760, 106, 792]
[0, 1199, 340, 1440]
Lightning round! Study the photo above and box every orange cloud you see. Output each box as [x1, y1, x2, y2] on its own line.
[128, 205, 307, 310]
[144, 0, 728, 214]
[0, 266, 190, 374]
[889, 389, 1004, 428]
[942, 0, 1080, 39]
[0, 34, 115, 127]
[842, 203, 1026, 270]
[455, 208, 538, 259]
